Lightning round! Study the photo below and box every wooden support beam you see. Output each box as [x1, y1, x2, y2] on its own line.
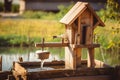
[75, 44, 100, 48]
[87, 48, 95, 68]
[0, 71, 12, 80]
[75, 48, 82, 67]
[35, 42, 69, 47]
[0, 56, 2, 71]
[65, 47, 75, 69]
[54, 75, 111, 80]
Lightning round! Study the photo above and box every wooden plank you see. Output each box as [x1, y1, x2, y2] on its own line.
[8, 75, 16, 80]
[87, 48, 95, 67]
[16, 60, 87, 68]
[13, 62, 27, 75]
[0, 56, 1, 70]
[35, 42, 69, 47]
[54, 75, 111, 80]
[86, 26, 92, 44]
[66, 25, 73, 44]
[75, 44, 100, 48]
[65, 46, 75, 69]
[26, 68, 114, 79]
[68, 3, 87, 25]
[60, 2, 87, 25]
[60, 2, 83, 24]
[86, 4, 105, 27]
[18, 61, 65, 67]
[86, 11, 93, 44]
[0, 71, 11, 80]
[75, 48, 82, 67]
[114, 66, 120, 80]
[72, 23, 76, 44]
[77, 16, 81, 45]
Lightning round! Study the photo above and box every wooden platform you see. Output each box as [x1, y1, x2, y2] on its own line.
[12, 60, 118, 80]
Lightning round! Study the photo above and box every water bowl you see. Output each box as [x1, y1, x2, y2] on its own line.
[35, 50, 50, 69]
[36, 50, 50, 60]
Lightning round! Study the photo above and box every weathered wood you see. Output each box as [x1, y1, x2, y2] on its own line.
[87, 48, 95, 67]
[95, 60, 111, 68]
[75, 44, 100, 48]
[13, 62, 27, 75]
[60, 2, 85, 25]
[26, 68, 114, 80]
[53, 75, 111, 80]
[8, 75, 16, 80]
[18, 60, 65, 67]
[0, 71, 11, 80]
[66, 25, 73, 44]
[35, 42, 68, 47]
[86, 4, 105, 27]
[77, 16, 81, 45]
[13, 60, 114, 80]
[65, 46, 75, 69]
[0, 56, 2, 71]
[113, 66, 120, 80]
[75, 48, 82, 67]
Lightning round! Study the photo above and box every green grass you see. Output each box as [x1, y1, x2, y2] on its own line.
[0, 19, 65, 47]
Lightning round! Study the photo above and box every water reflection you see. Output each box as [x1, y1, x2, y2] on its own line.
[0, 47, 64, 71]
[0, 47, 119, 71]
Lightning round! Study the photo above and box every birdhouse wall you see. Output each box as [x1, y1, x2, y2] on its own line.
[80, 9, 93, 44]
[65, 25, 75, 44]
[65, 9, 95, 45]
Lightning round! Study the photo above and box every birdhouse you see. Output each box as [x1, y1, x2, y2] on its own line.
[35, 2, 105, 70]
[60, 2, 105, 69]
[60, 2, 105, 45]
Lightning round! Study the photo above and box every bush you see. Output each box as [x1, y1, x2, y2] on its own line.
[12, 4, 19, 12]
[0, 2, 4, 12]
[97, 0, 120, 21]
[0, 35, 36, 47]
[21, 3, 74, 20]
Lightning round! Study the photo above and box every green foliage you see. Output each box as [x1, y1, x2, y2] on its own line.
[0, 35, 35, 47]
[0, 19, 64, 47]
[12, 4, 19, 12]
[0, 2, 19, 12]
[56, 3, 73, 20]
[97, 0, 120, 21]
[0, 2, 4, 12]
[21, 3, 73, 20]
[22, 11, 57, 20]
[94, 20, 120, 51]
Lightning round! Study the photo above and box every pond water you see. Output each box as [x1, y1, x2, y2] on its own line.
[0, 47, 120, 71]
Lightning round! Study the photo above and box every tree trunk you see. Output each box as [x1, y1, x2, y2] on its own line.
[4, 0, 12, 12]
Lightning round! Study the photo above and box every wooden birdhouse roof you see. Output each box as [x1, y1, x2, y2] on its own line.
[60, 2, 105, 27]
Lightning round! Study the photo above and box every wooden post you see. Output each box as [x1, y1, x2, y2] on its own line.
[65, 46, 82, 69]
[0, 56, 2, 71]
[8, 75, 16, 80]
[65, 46, 76, 69]
[75, 48, 82, 67]
[87, 48, 95, 67]
[114, 66, 120, 80]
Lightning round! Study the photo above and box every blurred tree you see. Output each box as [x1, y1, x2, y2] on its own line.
[4, 0, 12, 12]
